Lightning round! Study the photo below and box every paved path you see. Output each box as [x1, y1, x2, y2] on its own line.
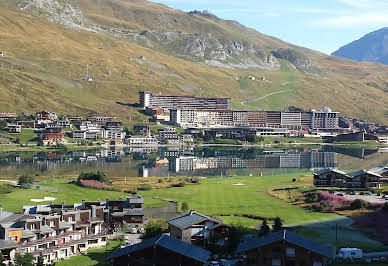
[343, 194, 387, 204]
[241, 90, 294, 105]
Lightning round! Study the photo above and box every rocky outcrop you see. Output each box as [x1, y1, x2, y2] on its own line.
[272, 48, 313, 71]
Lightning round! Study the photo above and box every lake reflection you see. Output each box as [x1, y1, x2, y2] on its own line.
[0, 146, 387, 179]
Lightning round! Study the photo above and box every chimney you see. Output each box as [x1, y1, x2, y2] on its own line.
[82, 200, 86, 209]
[91, 205, 96, 218]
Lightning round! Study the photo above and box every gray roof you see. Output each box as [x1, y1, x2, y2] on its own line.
[0, 239, 18, 250]
[111, 208, 144, 217]
[39, 225, 55, 234]
[21, 229, 35, 239]
[106, 234, 211, 263]
[369, 167, 388, 175]
[167, 211, 220, 230]
[129, 197, 144, 204]
[59, 221, 72, 230]
[0, 213, 27, 224]
[237, 230, 334, 259]
[313, 168, 348, 176]
[348, 169, 382, 178]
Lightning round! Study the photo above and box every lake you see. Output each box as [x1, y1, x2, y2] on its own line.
[0, 146, 387, 180]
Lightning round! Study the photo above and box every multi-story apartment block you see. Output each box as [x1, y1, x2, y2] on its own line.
[0, 203, 107, 265]
[139, 91, 231, 111]
[171, 108, 339, 130]
[90, 116, 116, 126]
[105, 197, 144, 230]
[310, 107, 339, 129]
[0, 113, 17, 120]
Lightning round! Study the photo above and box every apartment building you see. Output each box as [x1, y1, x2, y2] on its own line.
[139, 91, 231, 111]
[171, 108, 339, 130]
[0, 204, 107, 265]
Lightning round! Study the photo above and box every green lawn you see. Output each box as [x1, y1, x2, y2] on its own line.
[55, 240, 122, 266]
[140, 174, 338, 227]
[0, 129, 39, 144]
[0, 179, 134, 212]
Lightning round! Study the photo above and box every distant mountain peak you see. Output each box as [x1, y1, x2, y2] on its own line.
[332, 27, 388, 65]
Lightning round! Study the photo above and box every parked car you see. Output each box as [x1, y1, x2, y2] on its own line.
[131, 228, 137, 234]
[337, 248, 363, 259]
[208, 261, 219, 266]
[220, 259, 230, 266]
[365, 192, 372, 196]
[337, 193, 344, 197]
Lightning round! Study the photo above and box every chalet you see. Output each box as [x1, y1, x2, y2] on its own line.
[313, 168, 348, 187]
[106, 234, 211, 266]
[106, 197, 144, 230]
[346, 169, 383, 189]
[36, 111, 57, 121]
[42, 127, 66, 145]
[237, 230, 334, 266]
[17, 121, 35, 129]
[91, 116, 116, 126]
[167, 210, 231, 246]
[133, 125, 151, 136]
[7, 124, 21, 134]
[0, 112, 16, 120]
[370, 167, 388, 179]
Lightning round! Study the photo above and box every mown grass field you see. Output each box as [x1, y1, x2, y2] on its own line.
[140, 174, 338, 227]
[0, 129, 38, 144]
[55, 240, 122, 266]
[0, 179, 162, 212]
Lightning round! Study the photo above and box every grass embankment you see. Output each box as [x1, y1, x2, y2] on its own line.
[0, 129, 38, 144]
[0, 179, 164, 213]
[55, 240, 122, 266]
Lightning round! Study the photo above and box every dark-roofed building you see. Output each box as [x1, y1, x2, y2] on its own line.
[0, 239, 17, 263]
[237, 230, 334, 266]
[167, 210, 231, 246]
[346, 169, 383, 189]
[106, 234, 211, 266]
[106, 197, 144, 230]
[370, 167, 388, 179]
[313, 168, 348, 187]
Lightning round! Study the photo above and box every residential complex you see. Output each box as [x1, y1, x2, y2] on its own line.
[0, 197, 144, 265]
[170, 108, 339, 130]
[139, 91, 231, 111]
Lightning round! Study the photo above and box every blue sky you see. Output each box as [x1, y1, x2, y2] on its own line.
[151, 0, 388, 54]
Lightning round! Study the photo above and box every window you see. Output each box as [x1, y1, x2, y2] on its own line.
[68, 216, 73, 222]
[49, 220, 55, 227]
[30, 223, 36, 230]
[272, 259, 281, 266]
[286, 248, 295, 257]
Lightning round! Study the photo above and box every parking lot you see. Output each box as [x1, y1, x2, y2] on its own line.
[343, 194, 387, 203]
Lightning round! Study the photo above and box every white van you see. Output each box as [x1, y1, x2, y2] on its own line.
[337, 248, 363, 259]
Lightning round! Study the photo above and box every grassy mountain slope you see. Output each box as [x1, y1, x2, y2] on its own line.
[0, 1, 387, 124]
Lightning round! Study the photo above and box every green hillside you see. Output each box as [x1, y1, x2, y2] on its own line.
[0, 0, 386, 125]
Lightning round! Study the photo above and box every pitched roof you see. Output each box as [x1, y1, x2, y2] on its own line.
[167, 211, 221, 230]
[369, 167, 388, 175]
[106, 234, 211, 263]
[237, 230, 334, 259]
[313, 168, 347, 176]
[348, 169, 382, 178]
[0, 239, 18, 250]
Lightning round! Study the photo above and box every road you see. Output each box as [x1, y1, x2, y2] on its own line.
[241, 90, 294, 105]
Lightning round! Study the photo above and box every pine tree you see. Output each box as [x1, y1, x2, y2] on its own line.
[37, 253, 44, 266]
[260, 220, 270, 236]
[272, 217, 283, 232]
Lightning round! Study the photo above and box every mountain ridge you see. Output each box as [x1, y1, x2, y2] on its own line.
[0, 0, 387, 124]
[332, 27, 388, 65]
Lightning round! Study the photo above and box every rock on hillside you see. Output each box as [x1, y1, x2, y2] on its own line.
[332, 28, 388, 65]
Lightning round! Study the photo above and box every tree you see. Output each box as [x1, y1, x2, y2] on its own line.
[77, 171, 110, 185]
[260, 220, 270, 236]
[272, 217, 283, 232]
[14, 138, 20, 144]
[18, 175, 34, 188]
[350, 199, 368, 210]
[181, 202, 189, 212]
[37, 253, 44, 266]
[141, 219, 166, 239]
[0, 120, 6, 130]
[14, 253, 34, 266]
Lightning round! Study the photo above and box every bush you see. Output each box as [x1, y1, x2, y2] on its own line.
[18, 175, 34, 188]
[181, 202, 189, 212]
[77, 171, 110, 185]
[272, 217, 283, 232]
[137, 184, 152, 191]
[260, 220, 270, 236]
[170, 182, 185, 188]
[350, 199, 369, 210]
[305, 192, 319, 203]
[141, 219, 167, 239]
[158, 179, 163, 183]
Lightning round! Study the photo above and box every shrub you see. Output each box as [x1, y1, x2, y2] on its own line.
[137, 184, 152, 191]
[171, 182, 185, 188]
[181, 202, 189, 212]
[260, 220, 270, 236]
[305, 192, 319, 203]
[272, 217, 283, 232]
[158, 179, 163, 183]
[141, 219, 167, 239]
[350, 199, 369, 210]
[77, 171, 110, 185]
[18, 175, 34, 188]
